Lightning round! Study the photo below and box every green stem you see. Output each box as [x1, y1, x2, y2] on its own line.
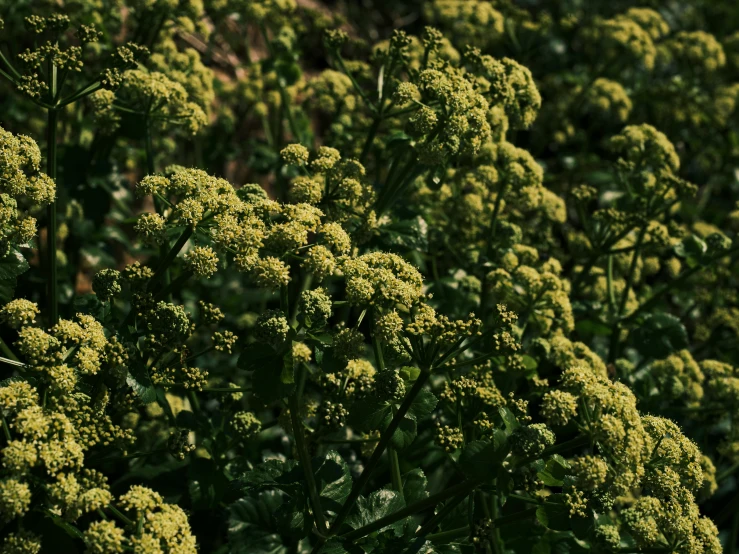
[60, 80, 102, 107]
[616, 226, 647, 317]
[185, 346, 216, 365]
[389, 447, 404, 500]
[0, 49, 21, 80]
[146, 228, 193, 293]
[145, 117, 155, 175]
[621, 245, 739, 325]
[202, 386, 251, 393]
[729, 511, 739, 554]
[277, 78, 302, 143]
[427, 526, 470, 544]
[606, 254, 616, 314]
[487, 181, 510, 250]
[376, 157, 422, 216]
[340, 479, 480, 543]
[1, 413, 11, 441]
[0, 337, 19, 362]
[371, 310, 385, 371]
[323, 370, 433, 541]
[360, 114, 382, 165]
[46, 105, 59, 325]
[108, 504, 135, 527]
[518, 434, 590, 466]
[718, 461, 739, 483]
[334, 52, 375, 112]
[289, 378, 328, 533]
[153, 270, 193, 301]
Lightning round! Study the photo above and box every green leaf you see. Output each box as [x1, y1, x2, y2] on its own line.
[281, 349, 295, 385]
[126, 371, 156, 404]
[346, 489, 406, 536]
[377, 216, 429, 251]
[189, 457, 230, 510]
[0, 248, 29, 280]
[72, 294, 105, 319]
[498, 406, 520, 433]
[674, 235, 707, 267]
[239, 343, 294, 402]
[407, 388, 438, 421]
[238, 459, 299, 491]
[0, 249, 29, 303]
[398, 366, 420, 382]
[349, 397, 392, 432]
[389, 389, 437, 450]
[228, 492, 289, 554]
[536, 498, 570, 532]
[631, 312, 688, 359]
[314, 451, 352, 509]
[537, 455, 571, 487]
[390, 416, 418, 450]
[459, 432, 509, 481]
[402, 469, 428, 505]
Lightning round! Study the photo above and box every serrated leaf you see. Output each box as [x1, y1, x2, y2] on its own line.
[238, 459, 299, 491]
[0, 249, 29, 280]
[126, 372, 157, 404]
[459, 432, 509, 481]
[349, 397, 392, 432]
[0, 249, 29, 303]
[537, 455, 571, 487]
[314, 451, 352, 509]
[228, 492, 289, 554]
[402, 469, 428, 505]
[536, 499, 570, 532]
[346, 489, 406, 536]
[239, 343, 294, 401]
[407, 389, 437, 421]
[390, 416, 418, 450]
[189, 457, 230, 510]
[498, 407, 520, 433]
[631, 312, 688, 359]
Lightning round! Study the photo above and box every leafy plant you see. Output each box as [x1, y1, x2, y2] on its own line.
[0, 1, 738, 553]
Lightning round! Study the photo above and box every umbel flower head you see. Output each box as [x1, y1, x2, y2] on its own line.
[0, 126, 56, 254]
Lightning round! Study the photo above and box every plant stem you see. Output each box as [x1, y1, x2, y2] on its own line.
[311, 371, 434, 552]
[606, 254, 616, 314]
[371, 309, 385, 371]
[616, 226, 646, 317]
[202, 386, 251, 393]
[340, 479, 480, 543]
[718, 461, 739, 483]
[518, 434, 590, 466]
[145, 117, 155, 175]
[0, 337, 19, 362]
[108, 504, 135, 527]
[729, 511, 739, 554]
[487, 181, 510, 250]
[153, 270, 193, 301]
[46, 105, 59, 325]
[389, 447, 404, 500]
[1, 413, 11, 441]
[360, 113, 382, 164]
[289, 382, 328, 533]
[621, 245, 739, 325]
[277, 78, 302, 143]
[147, 228, 193, 293]
[416, 492, 470, 536]
[427, 526, 470, 544]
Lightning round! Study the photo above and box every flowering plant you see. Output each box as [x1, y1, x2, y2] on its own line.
[0, 1, 738, 553]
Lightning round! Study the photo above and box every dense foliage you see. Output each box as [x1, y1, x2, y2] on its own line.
[0, 0, 738, 552]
